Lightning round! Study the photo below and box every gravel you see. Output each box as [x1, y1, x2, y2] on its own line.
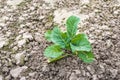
[10, 66, 28, 78]
[0, 0, 120, 80]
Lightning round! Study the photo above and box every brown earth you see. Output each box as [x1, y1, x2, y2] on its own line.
[0, 0, 120, 80]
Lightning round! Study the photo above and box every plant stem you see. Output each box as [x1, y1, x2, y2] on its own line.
[48, 54, 71, 63]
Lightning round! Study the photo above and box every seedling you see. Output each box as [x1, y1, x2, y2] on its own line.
[44, 16, 94, 63]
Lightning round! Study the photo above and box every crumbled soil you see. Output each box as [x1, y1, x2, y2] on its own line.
[0, 0, 120, 80]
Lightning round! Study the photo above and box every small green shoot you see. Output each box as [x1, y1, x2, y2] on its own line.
[44, 16, 94, 63]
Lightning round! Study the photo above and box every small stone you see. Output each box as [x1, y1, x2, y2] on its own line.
[110, 69, 118, 78]
[20, 24, 25, 28]
[69, 73, 78, 80]
[10, 66, 28, 78]
[1, 16, 9, 21]
[99, 25, 109, 30]
[24, 56, 28, 61]
[0, 23, 6, 27]
[81, 70, 86, 76]
[30, 6, 35, 10]
[86, 72, 91, 76]
[5, 75, 11, 80]
[113, 10, 119, 14]
[0, 40, 6, 48]
[29, 72, 36, 77]
[19, 16, 24, 21]
[7, 0, 24, 6]
[39, 16, 45, 19]
[45, 22, 52, 27]
[34, 32, 42, 42]
[92, 74, 97, 80]
[99, 64, 105, 72]
[20, 77, 26, 80]
[87, 66, 91, 71]
[78, 14, 89, 23]
[53, 9, 71, 24]
[15, 52, 25, 65]
[106, 40, 112, 48]
[2, 67, 9, 72]
[42, 63, 49, 72]
[102, 31, 111, 36]
[117, 0, 120, 3]
[6, 31, 12, 37]
[19, 29, 26, 34]
[23, 32, 33, 40]
[81, 0, 90, 4]
[22, 14, 28, 17]
[12, 46, 18, 52]
[17, 39, 26, 47]
[8, 60, 12, 67]
[74, 70, 81, 75]
[0, 75, 3, 80]
[0, 38, 8, 48]
[89, 39, 95, 44]
[16, 35, 22, 41]
[112, 34, 117, 39]
[87, 66, 95, 74]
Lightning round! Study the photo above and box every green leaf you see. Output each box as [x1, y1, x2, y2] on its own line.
[45, 30, 52, 41]
[70, 33, 92, 52]
[51, 27, 68, 48]
[77, 51, 94, 63]
[66, 16, 80, 38]
[44, 45, 64, 58]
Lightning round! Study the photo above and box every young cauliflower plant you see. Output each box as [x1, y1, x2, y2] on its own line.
[44, 16, 94, 63]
